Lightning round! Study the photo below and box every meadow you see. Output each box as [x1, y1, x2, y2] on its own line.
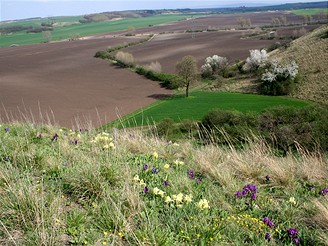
[291, 8, 328, 16]
[115, 91, 311, 127]
[0, 123, 327, 245]
[0, 14, 199, 47]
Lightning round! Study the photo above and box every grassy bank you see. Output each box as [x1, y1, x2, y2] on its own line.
[0, 123, 327, 245]
[291, 8, 328, 16]
[114, 91, 311, 127]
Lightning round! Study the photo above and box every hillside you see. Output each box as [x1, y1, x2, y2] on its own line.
[0, 123, 328, 245]
[271, 24, 328, 105]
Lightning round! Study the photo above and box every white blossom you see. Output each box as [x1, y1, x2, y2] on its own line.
[246, 49, 268, 70]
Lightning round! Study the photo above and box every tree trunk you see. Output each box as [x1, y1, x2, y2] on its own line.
[186, 81, 190, 97]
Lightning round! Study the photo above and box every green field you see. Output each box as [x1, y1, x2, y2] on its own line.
[117, 91, 311, 127]
[0, 14, 199, 47]
[291, 8, 328, 16]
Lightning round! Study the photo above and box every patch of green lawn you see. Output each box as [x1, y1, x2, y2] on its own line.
[291, 8, 328, 16]
[116, 91, 311, 127]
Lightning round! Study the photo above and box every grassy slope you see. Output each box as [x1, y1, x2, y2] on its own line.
[116, 91, 311, 127]
[0, 123, 327, 245]
[0, 14, 197, 47]
[271, 25, 328, 105]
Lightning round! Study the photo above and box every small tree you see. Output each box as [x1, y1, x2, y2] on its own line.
[176, 56, 198, 97]
[42, 31, 52, 43]
[245, 49, 268, 72]
[201, 55, 228, 78]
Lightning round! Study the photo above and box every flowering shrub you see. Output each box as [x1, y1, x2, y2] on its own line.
[245, 49, 268, 72]
[260, 60, 299, 95]
[201, 55, 228, 78]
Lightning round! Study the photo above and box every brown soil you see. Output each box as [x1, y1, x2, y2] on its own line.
[123, 31, 278, 73]
[0, 37, 172, 128]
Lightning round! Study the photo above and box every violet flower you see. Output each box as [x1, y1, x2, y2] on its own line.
[321, 188, 328, 196]
[188, 170, 195, 179]
[265, 232, 272, 241]
[163, 180, 169, 187]
[152, 168, 159, 174]
[143, 186, 149, 193]
[287, 227, 298, 238]
[5, 128, 9, 133]
[143, 164, 149, 170]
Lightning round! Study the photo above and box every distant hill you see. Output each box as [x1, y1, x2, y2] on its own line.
[271, 25, 328, 105]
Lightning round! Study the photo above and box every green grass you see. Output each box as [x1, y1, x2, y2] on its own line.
[0, 123, 327, 245]
[0, 14, 200, 47]
[291, 8, 328, 16]
[116, 91, 311, 127]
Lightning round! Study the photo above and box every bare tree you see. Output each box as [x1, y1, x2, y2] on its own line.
[176, 56, 198, 97]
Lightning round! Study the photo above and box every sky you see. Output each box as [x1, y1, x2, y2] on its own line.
[1, 0, 325, 21]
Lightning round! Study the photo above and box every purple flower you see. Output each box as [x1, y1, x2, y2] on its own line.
[265, 175, 270, 182]
[163, 180, 169, 187]
[250, 193, 257, 200]
[188, 170, 195, 179]
[5, 128, 9, 133]
[321, 188, 328, 196]
[293, 238, 300, 245]
[72, 138, 78, 145]
[143, 186, 149, 193]
[38, 134, 42, 139]
[267, 220, 275, 228]
[263, 217, 269, 224]
[241, 190, 247, 196]
[265, 232, 272, 241]
[235, 191, 243, 198]
[5, 156, 9, 162]
[152, 168, 159, 174]
[196, 177, 202, 183]
[287, 227, 298, 238]
[51, 133, 59, 141]
[143, 164, 149, 170]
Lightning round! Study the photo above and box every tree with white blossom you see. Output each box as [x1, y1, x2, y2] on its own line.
[201, 55, 228, 78]
[260, 60, 299, 95]
[245, 49, 268, 72]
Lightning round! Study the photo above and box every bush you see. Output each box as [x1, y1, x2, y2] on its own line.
[115, 51, 135, 67]
[156, 118, 176, 137]
[201, 55, 228, 78]
[180, 119, 198, 133]
[144, 61, 162, 73]
[94, 51, 112, 59]
[260, 60, 298, 96]
[135, 66, 181, 89]
[244, 49, 268, 72]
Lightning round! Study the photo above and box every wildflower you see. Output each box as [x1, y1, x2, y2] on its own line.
[5, 127, 9, 133]
[103, 231, 108, 236]
[139, 179, 146, 187]
[197, 199, 210, 210]
[265, 232, 272, 241]
[250, 193, 257, 200]
[188, 170, 195, 179]
[133, 175, 140, 182]
[265, 175, 270, 182]
[37, 133, 42, 139]
[165, 196, 173, 203]
[108, 142, 115, 149]
[163, 180, 169, 187]
[152, 168, 159, 174]
[103, 144, 109, 149]
[293, 238, 300, 244]
[102, 241, 107, 245]
[174, 193, 184, 203]
[289, 197, 297, 205]
[163, 164, 170, 169]
[118, 232, 124, 238]
[184, 194, 193, 203]
[196, 177, 202, 183]
[173, 160, 184, 166]
[287, 227, 298, 238]
[143, 186, 149, 193]
[72, 138, 78, 145]
[51, 133, 59, 141]
[235, 191, 243, 198]
[158, 190, 165, 197]
[143, 164, 149, 170]
[152, 152, 158, 159]
[321, 188, 328, 196]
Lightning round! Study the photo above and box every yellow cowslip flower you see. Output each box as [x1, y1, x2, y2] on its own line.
[133, 175, 140, 182]
[173, 143, 179, 146]
[173, 160, 184, 166]
[103, 144, 109, 149]
[184, 194, 193, 203]
[103, 231, 108, 236]
[163, 164, 170, 169]
[102, 241, 107, 245]
[109, 142, 115, 148]
[118, 232, 124, 238]
[289, 197, 296, 205]
[176, 204, 183, 208]
[165, 196, 173, 203]
[139, 179, 146, 187]
[153, 187, 160, 195]
[158, 190, 165, 197]
[152, 152, 159, 159]
[175, 193, 184, 203]
[197, 199, 210, 210]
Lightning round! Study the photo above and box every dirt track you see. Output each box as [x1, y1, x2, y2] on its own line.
[0, 37, 172, 128]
